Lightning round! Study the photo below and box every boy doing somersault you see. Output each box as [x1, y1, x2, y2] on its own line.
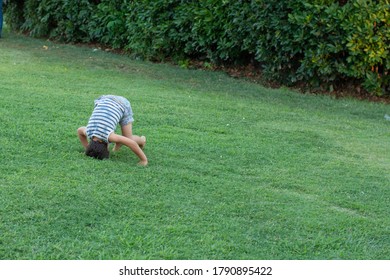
[77, 95, 147, 166]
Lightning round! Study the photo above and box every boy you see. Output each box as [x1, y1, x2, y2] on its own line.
[77, 95, 148, 166]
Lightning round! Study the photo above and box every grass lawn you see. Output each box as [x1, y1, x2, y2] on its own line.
[0, 31, 389, 260]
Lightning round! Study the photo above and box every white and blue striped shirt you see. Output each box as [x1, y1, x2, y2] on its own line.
[86, 95, 133, 143]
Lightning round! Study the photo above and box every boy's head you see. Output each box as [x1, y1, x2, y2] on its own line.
[85, 140, 109, 160]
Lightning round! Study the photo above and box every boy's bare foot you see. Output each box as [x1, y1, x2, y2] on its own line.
[139, 136, 146, 150]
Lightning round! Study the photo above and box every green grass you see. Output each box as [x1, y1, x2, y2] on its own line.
[0, 31, 389, 260]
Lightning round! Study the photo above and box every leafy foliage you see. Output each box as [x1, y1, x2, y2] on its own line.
[5, 0, 389, 95]
[88, 0, 128, 48]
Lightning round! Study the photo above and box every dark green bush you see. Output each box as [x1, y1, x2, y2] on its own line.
[88, 0, 128, 48]
[7, 0, 95, 41]
[5, 0, 389, 96]
[287, 0, 389, 95]
[342, 0, 389, 95]
[123, 0, 190, 60]
[4, 0, 25, 32]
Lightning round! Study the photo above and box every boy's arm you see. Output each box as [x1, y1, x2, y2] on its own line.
[77, 127, 88, 149]
[109, 133, 148, 166]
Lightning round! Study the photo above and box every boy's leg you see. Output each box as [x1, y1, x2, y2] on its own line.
[113, 123, 146, 151]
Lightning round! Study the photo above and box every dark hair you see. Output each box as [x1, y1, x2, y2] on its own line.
[85, 140, 109, 160]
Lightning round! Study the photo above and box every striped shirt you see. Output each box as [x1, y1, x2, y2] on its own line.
[86, 95, 133, 143]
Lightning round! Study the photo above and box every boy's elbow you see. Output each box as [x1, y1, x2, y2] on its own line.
[77, 127, 86, 136]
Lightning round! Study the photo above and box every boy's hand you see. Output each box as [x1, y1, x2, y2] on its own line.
[138, 160, 148, 166]
[113, 143, 122, 151]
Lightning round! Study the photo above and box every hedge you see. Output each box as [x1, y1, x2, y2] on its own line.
[5, 0, 389, 96]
